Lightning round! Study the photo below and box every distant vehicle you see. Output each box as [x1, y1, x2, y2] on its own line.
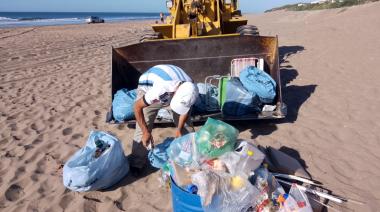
[86, 16, 105, 24]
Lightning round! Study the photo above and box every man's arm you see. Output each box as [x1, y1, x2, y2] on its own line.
[175, 112, 189, 137]
[134, 97, 151, 146]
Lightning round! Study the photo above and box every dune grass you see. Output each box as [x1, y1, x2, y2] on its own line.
[265, 0, 379, 12]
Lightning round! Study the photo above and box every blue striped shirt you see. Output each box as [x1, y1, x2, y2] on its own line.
[138, 65, 192, 92]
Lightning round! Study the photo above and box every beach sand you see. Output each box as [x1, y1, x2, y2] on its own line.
[0, 2, 379, 211]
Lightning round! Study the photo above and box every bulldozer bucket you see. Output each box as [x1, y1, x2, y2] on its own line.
[109, 35, 286, 123]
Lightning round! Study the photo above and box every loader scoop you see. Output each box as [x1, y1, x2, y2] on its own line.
[109, 35, 286, 123]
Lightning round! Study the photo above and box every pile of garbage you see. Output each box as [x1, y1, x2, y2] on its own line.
[149, 118, 345, 212]
[222, 66, 277, 116]
[111, 66, 278, 122]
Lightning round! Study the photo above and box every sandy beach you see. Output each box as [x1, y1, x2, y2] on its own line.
[1, 1, 380, 211]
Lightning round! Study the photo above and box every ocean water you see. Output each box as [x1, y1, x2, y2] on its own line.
[0, 12, 161, 28]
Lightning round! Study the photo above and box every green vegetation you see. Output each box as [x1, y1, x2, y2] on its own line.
[265, 0, 379, 12]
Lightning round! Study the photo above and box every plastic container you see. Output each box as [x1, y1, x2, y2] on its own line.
[218, 76, 230, 107]
[171, 177, 203, 212]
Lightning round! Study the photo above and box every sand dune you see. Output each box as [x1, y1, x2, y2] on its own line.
[0, 2, 379, 211]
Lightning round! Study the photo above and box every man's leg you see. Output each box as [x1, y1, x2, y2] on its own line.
[130, 103, 162, 169]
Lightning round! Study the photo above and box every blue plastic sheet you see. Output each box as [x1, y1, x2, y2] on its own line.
[112, 89, 137, 122]
[148, 137, 174, 169]
[222, 78, 260, 116]
[239, 66, 277, 104]
[63, 131, 129, 192]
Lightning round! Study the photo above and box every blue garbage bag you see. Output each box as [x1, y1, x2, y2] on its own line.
[239, 66, 277, 103]
[63, 131, 129, 192]
[148, 137, 174, 169]
[112, 89, 137, 122]
[193, 83, 219, 114]
[222, 78, 261, 116]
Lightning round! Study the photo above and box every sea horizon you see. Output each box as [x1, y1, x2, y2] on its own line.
[0, 11, 164, 28]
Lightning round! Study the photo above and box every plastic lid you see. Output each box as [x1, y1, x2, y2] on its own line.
[283, 193, 289, 199]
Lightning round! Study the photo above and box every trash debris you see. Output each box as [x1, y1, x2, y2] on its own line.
[262, 104, 277, 112]
[157, 108, 174, 122]
[94, 137, 111, 158]
[161, 118, 346, 212]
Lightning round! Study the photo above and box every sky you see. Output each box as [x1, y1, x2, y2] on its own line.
[0, 0, 314, 13]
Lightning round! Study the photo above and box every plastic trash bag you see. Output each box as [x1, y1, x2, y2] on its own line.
[157, 108, 173, 122]
[148, 137, 173, 169]
[192, 170, 260, 212]
[112, 88, 137, 122]
[170, 161, 199, 187]
[222, 78, 261, 116]
[167, 133, 197, 167]
[219, 140, 265, 176]
[239, 66, 277, 104]
[191, 170, 224, 206]
[195, 118, 239, 159]
[63, 131, 129, 192]
[194, 83, 220, 114]
[206, 180, 260, 212]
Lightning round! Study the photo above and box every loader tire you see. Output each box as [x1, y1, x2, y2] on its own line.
[139, 32, 163, 42]
[237, 25, 259, 36]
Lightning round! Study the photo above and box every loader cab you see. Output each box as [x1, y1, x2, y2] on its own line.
[153, 0, 247, 39]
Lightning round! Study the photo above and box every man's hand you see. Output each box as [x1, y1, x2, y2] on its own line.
[175, 129, 182, 138]
[134, 97, 152, 147]
[176, 113, 189, 138]
[142, 131, 153, 147]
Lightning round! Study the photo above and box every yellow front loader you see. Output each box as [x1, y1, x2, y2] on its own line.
[152, 0, 248, 38]
[108, 0, 286, 123]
